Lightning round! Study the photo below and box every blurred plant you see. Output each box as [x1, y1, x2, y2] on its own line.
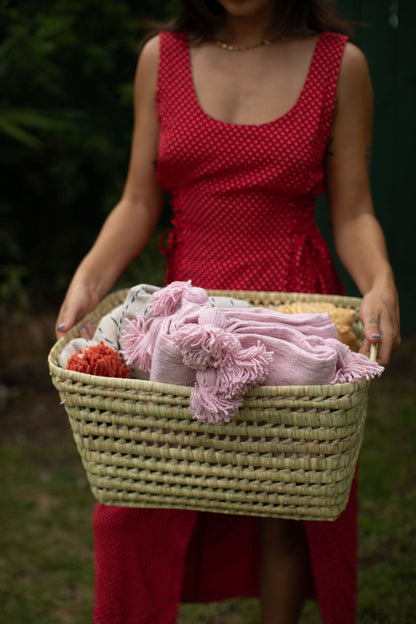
[0, 108, 73, 148]
[0, 0, 177, 303]
[0, 265, 29, 314]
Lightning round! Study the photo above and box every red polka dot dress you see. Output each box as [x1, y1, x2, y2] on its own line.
[92, 31, 359, 624]
[157, 30, 346, 295]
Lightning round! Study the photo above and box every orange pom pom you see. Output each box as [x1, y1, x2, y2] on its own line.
[66, 342, 131, 378]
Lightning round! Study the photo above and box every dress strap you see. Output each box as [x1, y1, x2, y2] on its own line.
[310, 32, 349, 142]
[157, 31, 191, 120]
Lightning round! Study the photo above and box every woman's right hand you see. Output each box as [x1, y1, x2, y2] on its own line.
[55, 281, 100, 340]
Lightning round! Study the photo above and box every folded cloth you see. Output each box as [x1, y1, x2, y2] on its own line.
[275, 301, 358, 351]
[58, 282, 250, 372]
[120, 282, 384, 423]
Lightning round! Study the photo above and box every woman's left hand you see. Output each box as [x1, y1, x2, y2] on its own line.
[359, 280, 401, 366]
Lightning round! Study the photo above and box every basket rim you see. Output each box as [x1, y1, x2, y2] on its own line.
[48, 287, 369, 398]
[207, 288, 363, 309]
[48, 351, 370, 397]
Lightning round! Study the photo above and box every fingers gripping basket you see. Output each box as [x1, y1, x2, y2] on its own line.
[48, 289, 371, 521]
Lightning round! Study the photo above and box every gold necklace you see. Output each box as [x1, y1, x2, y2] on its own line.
[214, 35, 279, 52]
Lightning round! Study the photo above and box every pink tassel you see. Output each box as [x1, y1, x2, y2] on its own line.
[173, 306, 274, 423]
[217, 342, 273, 397]
[189, 344, 272, 422]
[330, 342, 384, 384]
[190, 370, 243, 423]
[147, 280, 208, 317]
[174, 307, 239, 370]
[174, 323, 241, 370]
[120, 317, 153, 371]
[190, 388, 242, 423]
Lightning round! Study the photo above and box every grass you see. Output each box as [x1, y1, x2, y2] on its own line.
[1, 317, 415, 623]
[357, 378, 416, 624]
[0, 442, 95, 623]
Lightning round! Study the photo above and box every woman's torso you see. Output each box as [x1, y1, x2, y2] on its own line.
[156, 30, 348, 294]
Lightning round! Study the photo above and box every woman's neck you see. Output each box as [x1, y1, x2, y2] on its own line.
[218, 8, 278, 47]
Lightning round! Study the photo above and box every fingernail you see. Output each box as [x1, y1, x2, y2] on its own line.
[371, 334, 381, 338]
[57, 323, 65, 330]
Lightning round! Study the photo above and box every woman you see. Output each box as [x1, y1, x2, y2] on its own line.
[56, 1, 400, 622]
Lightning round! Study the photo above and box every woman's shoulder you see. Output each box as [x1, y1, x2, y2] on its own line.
[139, 30, 187, 65]
[135, 31, 189, 96]
[318, 32, 370, 89]
[340, 41, 370, 75]
[332, 41, 372, 116]
[318, 31, 368, 74]
[338, 41, 371, 91]
[134, 34, 162, 88]
[133, 35, 161, 98]
[138, 34, 160, 66]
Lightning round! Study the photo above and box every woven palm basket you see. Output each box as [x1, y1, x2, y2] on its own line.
[48, 289, 373, 521]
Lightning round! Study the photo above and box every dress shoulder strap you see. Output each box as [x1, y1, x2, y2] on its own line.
[309, 32, 349, 141]
[157, 31, 191, 119]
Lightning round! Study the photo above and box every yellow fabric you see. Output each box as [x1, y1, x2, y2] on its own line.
[274, 302, 358, 351]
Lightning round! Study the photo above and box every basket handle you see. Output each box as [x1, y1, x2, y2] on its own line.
[369, 343, 379, 362]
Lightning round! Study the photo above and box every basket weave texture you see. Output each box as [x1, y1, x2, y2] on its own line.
[48, 289, 370, 521]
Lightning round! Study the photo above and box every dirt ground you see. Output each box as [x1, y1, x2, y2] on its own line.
[0, 305, 71, 445]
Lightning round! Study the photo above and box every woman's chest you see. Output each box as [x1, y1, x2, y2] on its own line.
[156, 35, 329, 194]
[189, 37, 319, 126]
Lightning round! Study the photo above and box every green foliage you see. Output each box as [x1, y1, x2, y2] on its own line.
[0, 0, 178, 304]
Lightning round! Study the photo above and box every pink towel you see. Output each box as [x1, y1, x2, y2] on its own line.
[120, 282, 383, 423]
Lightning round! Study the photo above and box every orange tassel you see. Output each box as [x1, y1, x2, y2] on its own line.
[66, 342, 131, 378]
